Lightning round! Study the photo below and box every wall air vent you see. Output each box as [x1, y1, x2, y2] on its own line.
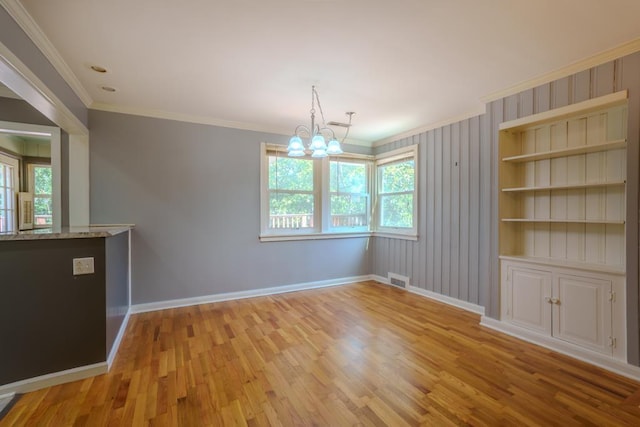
[388, 272, 409, 288]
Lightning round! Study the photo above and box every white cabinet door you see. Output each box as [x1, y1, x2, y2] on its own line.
[504, 264, 552, 334]
[552, 274, 612, 356]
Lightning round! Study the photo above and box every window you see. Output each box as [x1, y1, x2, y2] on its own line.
[375, 146, 418, 237]
[266, 152, 316, 233]
[261, 144, 372, 239]
[260, 143, 416, 241]
[0, 153, 18, 233]
[29, 164, 53, 227]
[329, 159, 369, 231]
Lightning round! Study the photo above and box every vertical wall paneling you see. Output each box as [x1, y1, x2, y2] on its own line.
[479, 107, 492, 311]
[534, 83, 551, 114]
[372, 53, 640, 363]
[621, 54, 640, 365]
[574, 70, 592, 103]
[469, 116, 481, 305]
[552, 76, 571, 108]
[441, 125, 451, 296]
[520, 89, 534, 117]
[459, 120, 470, 301]
[594, 62, 615, 97]
[451, 123, 461, 299]
[434, 127, 443, 294]
[426, 130, 436, 291]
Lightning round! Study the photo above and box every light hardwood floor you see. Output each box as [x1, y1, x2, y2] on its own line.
[3, 281, 640, 426]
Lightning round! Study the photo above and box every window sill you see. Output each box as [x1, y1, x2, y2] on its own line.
[259, 231, 372, 242]
[371, 231, 418, 241]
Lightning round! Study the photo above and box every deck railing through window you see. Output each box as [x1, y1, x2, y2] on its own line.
[269, 213, 367, 229]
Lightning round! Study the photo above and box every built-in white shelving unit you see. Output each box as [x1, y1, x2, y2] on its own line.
[498, 90, 629, 362]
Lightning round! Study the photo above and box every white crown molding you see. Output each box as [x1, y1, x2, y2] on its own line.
[1, 0, 93, 107]
[90, 102, 371, 146]
[480, 37, 640, 104]
[375, 37, 640, 149]
[373, 105, 487, 147]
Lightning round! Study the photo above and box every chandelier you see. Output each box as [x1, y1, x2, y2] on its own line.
[287, 85, 354, 158]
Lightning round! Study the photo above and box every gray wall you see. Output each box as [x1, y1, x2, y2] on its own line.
[372, 52, 640, 364]
[89, 111, 371, 304]
[0, 97, 56, 126]
[0, 7, 87, 127]
[106, 232, 129, 354]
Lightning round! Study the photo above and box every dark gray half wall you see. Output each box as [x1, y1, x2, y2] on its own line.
[89, 110, 372, 304]
[372, 52, 640, 365]
[0, 238, 106, 386]
[0, 7, 87, 127]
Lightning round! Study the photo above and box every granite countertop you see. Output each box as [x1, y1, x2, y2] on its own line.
[0, 225, 134, 241]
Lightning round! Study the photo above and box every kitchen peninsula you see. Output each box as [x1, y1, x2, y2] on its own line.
[0, 225, 133, 393]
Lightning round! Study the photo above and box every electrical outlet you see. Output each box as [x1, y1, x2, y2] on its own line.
[73, 257, 95, 275]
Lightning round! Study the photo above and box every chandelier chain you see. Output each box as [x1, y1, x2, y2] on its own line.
[312, 86, 327, 126]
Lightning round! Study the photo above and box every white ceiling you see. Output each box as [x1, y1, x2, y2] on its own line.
[13, 0, 640, 144]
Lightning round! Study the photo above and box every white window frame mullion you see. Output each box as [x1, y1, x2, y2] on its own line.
[320, 157, 330, 233]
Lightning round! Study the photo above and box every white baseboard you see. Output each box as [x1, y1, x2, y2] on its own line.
[130, 275, 372, 314]
[370, 274, 486, 316]
[107, 309, 131, 369]
[481, 316, 640, 382]
[0, 363, 108, 395]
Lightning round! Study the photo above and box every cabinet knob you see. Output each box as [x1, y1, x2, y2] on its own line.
[545, 297, 552, 304]
[551, 297, 560, 305]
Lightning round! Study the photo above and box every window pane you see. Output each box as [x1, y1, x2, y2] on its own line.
[268, 156, 313, 191]
[380, 160, 414, 193]
[330, 161, 366, 193]
[380, 194, 413, 228]
[34, 196, 53, 225]
[330, 194, 368, 227]
[0, 190, 4, 209]
[269, 192, 314, 229]
[34, 166, 52, 195]
[0, 165, 4, 186]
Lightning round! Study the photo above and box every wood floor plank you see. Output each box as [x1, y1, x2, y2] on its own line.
[3, 281, 640, 425]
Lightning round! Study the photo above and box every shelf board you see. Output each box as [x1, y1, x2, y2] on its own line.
[502, 180, 626, 192]
[499, 90, 628, 131]
[499, 255, 626, 275]
[501, 139, 626, 163]
[501, 218, 625, 224]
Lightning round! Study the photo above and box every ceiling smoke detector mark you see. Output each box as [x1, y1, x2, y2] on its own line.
[90, 65, 107, 73]
[101, 86, 117, 92]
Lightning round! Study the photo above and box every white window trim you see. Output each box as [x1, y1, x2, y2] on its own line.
[260, 143, 374, 241]
[259, 143, 418, 242]
[28, 163, 53, 228]
[0, 152, 19, 233]
[322, 156, 371, 234]
[373, 145, 419, 239]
